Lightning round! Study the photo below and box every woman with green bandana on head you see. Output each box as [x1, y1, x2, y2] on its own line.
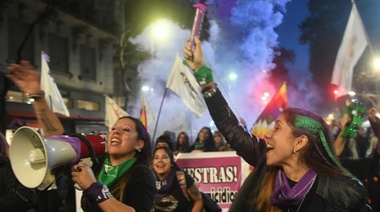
[183, 37, 371, 211]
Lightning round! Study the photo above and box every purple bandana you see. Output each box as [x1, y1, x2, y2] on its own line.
[155, 169, 176, 201]
[270, 168, 317, 206]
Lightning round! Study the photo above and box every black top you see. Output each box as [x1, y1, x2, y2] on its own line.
[82, 158, 156, 212]
[342, 154, 380, 211]
[203, 88, 370, 212]
[153, 172, 194, 212]
[282, 177, 324, 212]
[0, 156, 36, 212]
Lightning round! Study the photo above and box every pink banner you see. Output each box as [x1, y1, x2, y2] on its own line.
[175, 151, 251, 211]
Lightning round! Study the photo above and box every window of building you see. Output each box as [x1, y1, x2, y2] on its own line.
[48, 33, 69, 74]
[77, 99, 99, 111]
[64, 98, 73, 109]
[6, 90, 72, 108]
[8, 19, 34, 63]
[5, 90, 27, 103]
[79, 44, 96, 81]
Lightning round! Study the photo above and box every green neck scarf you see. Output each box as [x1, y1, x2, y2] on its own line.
[194, 141, 205, 150]
[98, 157, 137, 187]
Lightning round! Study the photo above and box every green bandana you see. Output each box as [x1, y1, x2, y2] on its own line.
[193, 65, 213, 85]
[183, 60, 213, 85]
[294, 116, 322, 134]
[98, 157, 137, 187]
[194, 142, 205, 150]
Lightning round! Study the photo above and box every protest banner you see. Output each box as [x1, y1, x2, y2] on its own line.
[175, 151, 251, 211]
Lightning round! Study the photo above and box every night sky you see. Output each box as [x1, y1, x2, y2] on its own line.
[277, 0, 310, 80]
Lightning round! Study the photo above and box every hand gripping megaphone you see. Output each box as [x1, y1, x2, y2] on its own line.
[10, 126, 106, 189]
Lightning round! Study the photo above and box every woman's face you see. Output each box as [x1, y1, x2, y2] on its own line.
[153, 148, 172, 176]
[214, 132, 222, 144]
[107, 118, 143, 161]
[264, 114, 297, 166]
[199, 128, 210, 142]
[178, 134, 186, 145]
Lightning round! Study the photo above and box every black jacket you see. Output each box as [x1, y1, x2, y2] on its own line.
[0, 156, 37, 212]
[340, 119, 380, 211]
[204, 88, 370, 212]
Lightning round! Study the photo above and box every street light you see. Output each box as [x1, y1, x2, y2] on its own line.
[150, 19, 171, 57]
[228, 73, 237, 81]
[373, 57, 380, 71]
[152, 19, 171, 42]
[142, 85, 150, 92]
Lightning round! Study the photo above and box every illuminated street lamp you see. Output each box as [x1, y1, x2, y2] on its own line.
[152, 19, 171, 42]
[228, 73, 237, 81]
[150, 19, 171, 57]
[141, 85, 150, 92]
[373, 57, 380, 71]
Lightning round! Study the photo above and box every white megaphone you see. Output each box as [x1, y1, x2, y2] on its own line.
[10, 126, 106, 190]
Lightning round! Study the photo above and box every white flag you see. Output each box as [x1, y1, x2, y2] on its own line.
[40, 52, 70, 117]
[105, 95, 129, 130]
[331, 4, 368, 98]
[166, 53, 206, 118]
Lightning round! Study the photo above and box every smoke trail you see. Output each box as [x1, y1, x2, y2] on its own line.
[129, 0, 291, 141]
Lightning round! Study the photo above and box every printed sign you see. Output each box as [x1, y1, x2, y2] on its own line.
[175, 151, 251, 211]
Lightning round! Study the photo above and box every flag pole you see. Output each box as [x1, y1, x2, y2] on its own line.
[152, 87, 168, 143]
[203, 57, 242, 118]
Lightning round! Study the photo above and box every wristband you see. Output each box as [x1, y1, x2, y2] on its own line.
[193, 65, 213, 85]
[25, 90, 45, 99]
[203, 83, 218, 98]
[83, 182, 113, 204]
[182, 60, 213, 85]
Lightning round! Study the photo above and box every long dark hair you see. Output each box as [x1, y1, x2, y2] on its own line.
[282, 108, 347, 176]
[153, 146, 181, 171]
[255, 107, 348, 211]
[175, 131, 190, 152]
[111, 116, 152, 202]
[193, 127, 217, 151]
[118, 116, 152, 165]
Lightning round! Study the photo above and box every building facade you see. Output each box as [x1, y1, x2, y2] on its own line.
[1, 0, 127, 134]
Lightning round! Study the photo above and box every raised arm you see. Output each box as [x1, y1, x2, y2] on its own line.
[7, 61, 64, 137]
[334, 113, 351, 156]
[182, 37, 267, 166]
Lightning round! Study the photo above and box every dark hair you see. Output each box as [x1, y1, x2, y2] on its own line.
[153, 146, 181, 171]
[105, 116, 152, 202]
[213, 130, 225, 144]
[256, 107, 347, 211]
[282, 108, 346, 176]
[118, 116, 152, 164]
[155, 134, 175, 152]
[0, 132, 9, 157]
[175, 131, 190, 152]
[193, 127, 217, 152]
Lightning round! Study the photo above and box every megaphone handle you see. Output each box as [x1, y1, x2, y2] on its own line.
[70, 133, 99, 167]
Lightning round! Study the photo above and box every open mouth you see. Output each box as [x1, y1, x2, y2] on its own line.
[266, 144, 274, 152]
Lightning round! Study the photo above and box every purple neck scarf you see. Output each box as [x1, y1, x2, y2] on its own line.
[270, 168, 317, 206]
[155, 169, 176, 201]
